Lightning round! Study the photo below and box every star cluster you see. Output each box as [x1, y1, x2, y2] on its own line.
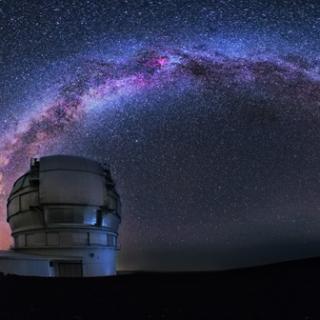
[1, 0, 320, 270]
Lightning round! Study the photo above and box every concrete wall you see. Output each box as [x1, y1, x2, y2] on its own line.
[18, 247, 118, 276]
[0, 256, 52, 276]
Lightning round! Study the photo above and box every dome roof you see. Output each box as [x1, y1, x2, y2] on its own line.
[7, 155, 121, 242]
[39, 155, 106, 175]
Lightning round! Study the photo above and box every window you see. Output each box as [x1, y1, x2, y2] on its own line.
[46, 207, 97, 225]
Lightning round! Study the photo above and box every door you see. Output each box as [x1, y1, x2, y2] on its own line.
[57, 261, 83, 277]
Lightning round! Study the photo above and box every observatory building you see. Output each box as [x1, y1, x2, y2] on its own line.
[0, 155, 121, 277]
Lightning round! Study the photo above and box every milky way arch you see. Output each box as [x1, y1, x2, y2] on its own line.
[0, 42, 319, 248]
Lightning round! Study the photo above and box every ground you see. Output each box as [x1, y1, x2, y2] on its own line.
[0, 257, 319, 319]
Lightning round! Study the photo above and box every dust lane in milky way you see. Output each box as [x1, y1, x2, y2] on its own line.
[0, 42, 319, 249]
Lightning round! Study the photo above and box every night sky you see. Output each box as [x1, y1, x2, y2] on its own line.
[1, 0, 320, 271]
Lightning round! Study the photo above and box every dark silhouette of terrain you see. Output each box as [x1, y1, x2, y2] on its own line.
[0, 256, 320, 319]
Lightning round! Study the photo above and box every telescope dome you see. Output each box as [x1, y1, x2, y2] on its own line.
[5, 155, 121, 276]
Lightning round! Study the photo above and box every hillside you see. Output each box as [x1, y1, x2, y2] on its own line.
[0, 257, 320, 319]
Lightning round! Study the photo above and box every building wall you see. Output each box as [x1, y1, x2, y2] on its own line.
[0, 257, 52, 276]
[16, 247, 118, 276]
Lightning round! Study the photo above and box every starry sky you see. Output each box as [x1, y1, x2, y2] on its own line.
[1, 0, 320, 271]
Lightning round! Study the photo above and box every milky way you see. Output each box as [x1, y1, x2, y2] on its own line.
[1, 42, 319, 249]
[2, 0, 320, 270]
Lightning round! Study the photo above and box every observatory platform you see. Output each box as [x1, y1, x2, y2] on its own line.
[0, 155, 121, 277]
